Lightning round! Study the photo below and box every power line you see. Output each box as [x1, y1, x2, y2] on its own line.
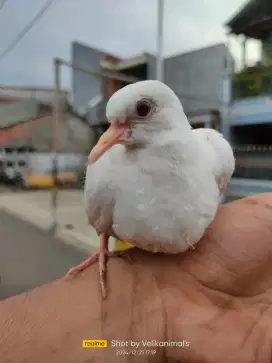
[0, 0, 58, 62]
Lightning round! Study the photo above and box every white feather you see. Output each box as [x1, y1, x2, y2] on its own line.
[192, 128, 235, 197]
[85, 81, 235, 253]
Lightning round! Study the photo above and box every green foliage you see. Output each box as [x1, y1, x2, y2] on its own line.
[232, 64, 272, 99]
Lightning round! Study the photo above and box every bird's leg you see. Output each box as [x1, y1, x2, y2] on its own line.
[66, 251, 99, 276]
[186, 238, 195, 251]
[219, 178, 228, 196]
[65, 233, 109, 281]
[65, 234, 109, 298]
[98, 236, 134, 296]
[65, 234, 132, 298]
[99, 233, 109, 298]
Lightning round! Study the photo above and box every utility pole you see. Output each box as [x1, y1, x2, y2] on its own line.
[220, 54, 232, 142]
[156, 0, 164, 82]
[50, 57, 61, 232]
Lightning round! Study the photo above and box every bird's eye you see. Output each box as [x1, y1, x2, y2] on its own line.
[136, 100, 151, 117]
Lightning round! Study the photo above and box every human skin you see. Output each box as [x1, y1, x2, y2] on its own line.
[0, 193, 271, 363]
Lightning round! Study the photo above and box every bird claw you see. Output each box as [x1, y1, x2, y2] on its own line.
[186, 239, 195, 251]
[65, 252, 99, 277]
[65, 249, 109, 299]
[65, 246, 133, 299]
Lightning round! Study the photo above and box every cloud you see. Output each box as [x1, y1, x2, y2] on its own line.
[0, 0, 260, 88]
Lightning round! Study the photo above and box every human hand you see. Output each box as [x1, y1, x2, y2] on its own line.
[1, 194, 271, 363]
[114, 193, 272, 363]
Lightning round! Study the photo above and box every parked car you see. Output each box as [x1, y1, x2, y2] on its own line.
[2, 162, 25, 189]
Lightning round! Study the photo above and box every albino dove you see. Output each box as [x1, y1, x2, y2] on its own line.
[66, 80, 235, 298]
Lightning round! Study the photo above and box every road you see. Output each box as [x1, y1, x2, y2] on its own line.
[0, 210, 88, 300]
[0, 185, 244, 301]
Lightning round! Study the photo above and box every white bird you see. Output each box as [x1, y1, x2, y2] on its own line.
[66, 80, 235, 298]
[192, 128, 235, 200]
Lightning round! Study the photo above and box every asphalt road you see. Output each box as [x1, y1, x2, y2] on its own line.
[0, 210, 88, 300]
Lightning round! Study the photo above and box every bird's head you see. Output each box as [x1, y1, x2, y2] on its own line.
[89, 80, 191, 164]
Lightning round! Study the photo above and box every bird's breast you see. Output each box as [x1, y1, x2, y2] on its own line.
[111, 164, 218, 253]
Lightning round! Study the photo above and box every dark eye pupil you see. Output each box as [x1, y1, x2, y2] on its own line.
[136, 101, 151, 117]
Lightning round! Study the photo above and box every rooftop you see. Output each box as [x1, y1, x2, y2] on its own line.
[100, 53, 147, 72]
[226, 0, 272, 39]
[0, 100, 88, 129]
[0, 85, 69, 105]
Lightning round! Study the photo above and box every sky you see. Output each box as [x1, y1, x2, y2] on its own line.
[0, 0, 261, 89]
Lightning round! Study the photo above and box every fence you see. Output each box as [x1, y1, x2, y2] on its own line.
[232, 145, 272, 181]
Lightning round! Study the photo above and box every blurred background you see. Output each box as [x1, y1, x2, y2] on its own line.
[0, 0, 271, 299]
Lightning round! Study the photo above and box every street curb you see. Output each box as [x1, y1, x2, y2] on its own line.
[0, 203, 98, 254]
[55, 228, 97, 253]
[0, 204, 52, 231]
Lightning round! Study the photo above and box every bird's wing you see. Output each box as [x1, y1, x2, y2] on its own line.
[84, 145, 123, 234]
[192, 128, 235, 195]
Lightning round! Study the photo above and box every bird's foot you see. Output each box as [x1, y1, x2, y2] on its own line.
[186, 239, 195, 251]
[65, 248, 132, 298]
[98, 249, 133, 297]
[65, 248, 107, 298]
[65, 251, 100, 277]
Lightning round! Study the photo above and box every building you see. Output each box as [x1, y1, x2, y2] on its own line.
[0, 94, 91, 153]
[0, 88, 92, 186]
[225, 0, 272, 197]
[71, 41, 233, 134]
[71, 10, 272, 198]
[0, 85, 69, 105]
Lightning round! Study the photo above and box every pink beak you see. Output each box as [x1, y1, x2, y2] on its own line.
[89, 122, 131, 164]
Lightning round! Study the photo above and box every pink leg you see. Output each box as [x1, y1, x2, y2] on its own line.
[97, 236, 133, 297]
[98, 234, 109, 298]
[66, 252, 99, 276]
[65, 234, 110, 298]
[65, 234, 132, 298]
[219, 179, 227, 196]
